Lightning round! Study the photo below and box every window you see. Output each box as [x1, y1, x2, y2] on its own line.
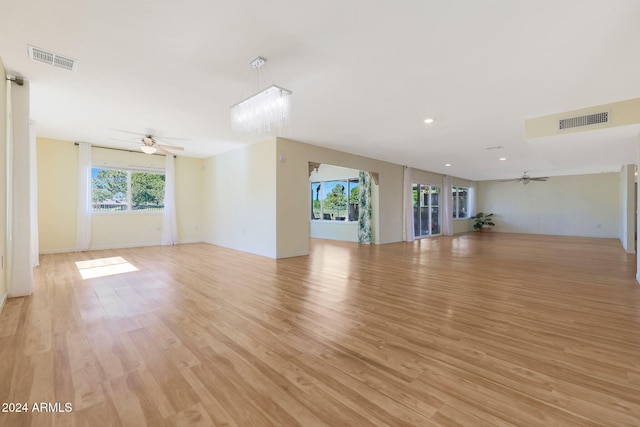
[92, 167, 165, 212]
[413, 184, 440, 237]
[452, 186, 469, 219]
[311, 178, 359, 221]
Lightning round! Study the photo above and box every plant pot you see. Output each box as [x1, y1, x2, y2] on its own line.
[480, 226, 492, 232]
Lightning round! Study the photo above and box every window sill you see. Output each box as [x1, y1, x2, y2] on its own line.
[92, 211, 164, 216]
[310, 220, 358, 225]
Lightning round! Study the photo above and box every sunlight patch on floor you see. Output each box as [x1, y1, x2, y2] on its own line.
[75, 256, 139, 279]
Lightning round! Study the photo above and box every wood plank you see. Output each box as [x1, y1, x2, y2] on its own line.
[0, 234, 639, 425]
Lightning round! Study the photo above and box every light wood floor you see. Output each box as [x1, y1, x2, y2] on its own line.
[1, 233, 640, 426]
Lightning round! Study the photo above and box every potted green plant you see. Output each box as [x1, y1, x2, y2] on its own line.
[472, 212, 495, 231]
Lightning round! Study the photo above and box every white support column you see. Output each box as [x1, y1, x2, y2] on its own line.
[636, 133, 640, 283]
[7, 79, 34, 297]
[620, 164, 635, 253]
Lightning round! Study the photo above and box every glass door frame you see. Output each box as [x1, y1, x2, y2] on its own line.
[412, 183, 441, 238]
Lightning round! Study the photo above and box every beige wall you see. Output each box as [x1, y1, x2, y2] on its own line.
[36, 133, 624, 262]
[175, 156, 204, 243]
[202, 139, 278, 258]
[409, 168, 474, 235]
[276, 137, 404, 258]
[201, 137, 404, 258]
[273, 138, 475, 257]
[37, 138, 78, 252]
[0, 58, 7, 305]
[477, 173, 621, 238]
[37, 138, 204, 252]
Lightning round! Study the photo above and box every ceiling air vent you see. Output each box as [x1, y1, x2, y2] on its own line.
[28, 45, 78, 72]
[559, 111, 608, 130]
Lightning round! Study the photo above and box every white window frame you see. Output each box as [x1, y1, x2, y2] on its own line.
[311, 178, 359, 222]
[452, 186, 469, 219]
[413, 183, 441, 237]
[91, 165, 165, 214]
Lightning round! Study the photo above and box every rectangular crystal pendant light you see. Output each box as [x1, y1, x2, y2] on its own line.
[230, 84, 292, 134]
[230, 57, 292, 134]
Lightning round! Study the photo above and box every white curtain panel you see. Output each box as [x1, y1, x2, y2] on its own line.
[442, 175, 453, 236]
[403, 166, 415, 242]
[75, 142, 92, 251]
[30, 120, 39, 267]
[161, 154, 178, 245]
[7, 79, 34, 297]
[468, 181, 476, 217]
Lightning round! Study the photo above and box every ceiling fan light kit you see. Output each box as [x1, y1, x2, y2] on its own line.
[111, 129, 186, 155]
[500, 172, 549, 185]
[230, 56, 292, 135]
[140, 145, 157, 154]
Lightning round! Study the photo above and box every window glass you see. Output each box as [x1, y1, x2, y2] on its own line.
[457, 187, 468, 218]
[131, 172, 165, 211]
[323, 181, 348, 220]
[92, 167, 164, 212]
[413, 184, 441, 237]
[348, 179, 359, 221]
[310, 178, 359, 222]
[92, 168, 128, 212]
[311, 182, 321, 219]
[452, 186, 469, 219]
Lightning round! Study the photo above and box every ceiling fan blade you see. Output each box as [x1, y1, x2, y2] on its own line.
[155, 137, 187, 146]
[109, 137, 138, 143]
[499, 179, 521, 182]
[156, 135, 188, 141]
[111, 128, 146, 136]
[530, 177, 549, 181]
[155, 147, 173, 155]
[157, 144, 184, 151]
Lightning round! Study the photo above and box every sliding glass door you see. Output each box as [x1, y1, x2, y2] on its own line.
[413, 184, 441, 237]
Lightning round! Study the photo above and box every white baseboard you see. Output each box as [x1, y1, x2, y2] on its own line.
[177, 239, 205, 245]
[88, 241, 162, 251]
[39, 240, 206, 255]
[276, 249, 310, 259]
[39, 247, 76, 255]
[202, 239, 276, 258]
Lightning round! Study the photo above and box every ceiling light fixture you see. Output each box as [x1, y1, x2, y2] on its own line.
[139, 135, 158, 154]
[499, 157, 507, 161]
[140, 145, 156, 154]
[230, 56, 292, 135]
[445, 163, 451, 167]
[424, 118, 435, 124]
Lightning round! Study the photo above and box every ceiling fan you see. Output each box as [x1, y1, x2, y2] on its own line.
[111, 128, 186, 155]
[500, 171, 549, 185]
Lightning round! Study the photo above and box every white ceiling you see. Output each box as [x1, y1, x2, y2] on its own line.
[1, 0, 639, 181]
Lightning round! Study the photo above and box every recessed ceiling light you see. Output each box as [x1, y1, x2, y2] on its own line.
[499, 157, 507, 161]
[445, 163, 451, 167]
[424, 118, 435, 124]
